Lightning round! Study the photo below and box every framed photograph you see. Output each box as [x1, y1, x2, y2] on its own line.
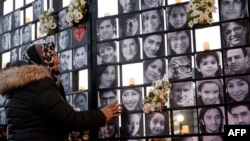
[97, 65, 118, 89]
[167, 30, 192, 56]
[59, 50, 72, 72]
[21, 24, 32, 44]
[33, 0, 44, 21]
[97, 41, 117, 65]
[59, 72, 72, 95]
[72, 92, 88, 111]
[98, 89, 118, 108]
[58, 8, 69, 30]
[195, 51, 223, 78]
[10, 48, 19, 62]
[97, 17, 117, 41]
[198, 106, 225, 133]
[119, 13, 140, 38]
[118, 0, 139, 14]
[219, 0, 248, 21]
[221, 20, 250, 48]
[145, 111, 169, 136]
[11, 29, 20, 48]
[119, 37, 141, 62]
[120, 87, 143, 112]
[196, 79, 224, 106]
[0, 33, 11, 52]
[141, 0, 163, 10]
[142, 34, 165, 59]
[58, 29, 72, 52]
[98, 117, 119, 139]
[121, 113, 144, 137]
[11, 9, 20, 30]
[167, 3, 189, 30]
[1, 14, 11, 33]
[142, 9, 164, 34]
[227, 103, 250, 125]
[170, 81, 195, 108]
[73, 46, 87, 69]
[225, 75, 250, 103]
[143, 58, 167, 84]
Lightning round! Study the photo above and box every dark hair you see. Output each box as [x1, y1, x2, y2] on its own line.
[228, 104, 250, 114]
[146, 111, 169, 136]
[168, 4, 188, 30]
[196, 52, 221, 78]
[167, 30, 191, 55]
[142, 9, 164, 33]
[97, 41, 116, 55]
[97, 17, 116, 29]
[98, 117, 119, 138]
[199, 107, 224, 133]
[119, 14, 140, 37]
[143, 58, 166, 83]
[118, 0, 137, 14]
[121, 87, 142, 111]
[119, 37, 140, 62]
[98, 65, 117, 89]
[226, 47, 248, 58]
[74, 92, 87, 103]
[121, 113, 143, 137]
[99, 90, 117, 98]
[143, 34, 165, 58]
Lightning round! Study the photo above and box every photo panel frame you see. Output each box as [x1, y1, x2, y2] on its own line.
[121, 112, 144, 137]
[97, 41, 118, 65]
[77, 69, 89, 91]
[119, 13, 140, 38]
[97, 17, 118, 41]
[98, 0, 118, 18]
[120, 87, 143, 112]
[119, 37, 141, 63]
[58, 28, 72, 52]
[72, 91, 88, 111]
[227, 103, 250, 125]
[141, 0, 164, 10]
[118, 0, 139, 14]
[121, 63, 143, 86]
[57, 8, 69, 30]
[97, 65, 118, 89]
[98, 117, 120, 139]
[1, 14, 11, 33]
[11, 29, 20, 48]
[73, 45, 88, 69]
[11, 9, 21, 30]
[72, 27, 88, 48]
[21, 24, 32, 45]
[59, 50, 73, 72]
[0, 32, 11, 52]
[10, 48, 19, 62]
[59, 72, 72, 95]
[1, 51, 10, 69]
[141, 9, 164, 34]
[32, 0, 44, 21]
[98, 89, 118, 108]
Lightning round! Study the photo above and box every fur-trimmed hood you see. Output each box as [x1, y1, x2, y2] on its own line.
[0, 65, 51, 95]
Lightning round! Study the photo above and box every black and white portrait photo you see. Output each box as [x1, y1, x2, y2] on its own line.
[58, 29, 71, 51]
[167, 3, 188, 30]
[59, 50, 72, 72]
[121, 113, 144, 137]
[99, 117, 119, 139]
[10, 48, 19, 62]
[98, 65, 118, 89]
[142, 9, 164, 34]
[11, 29, 20, 48]
[21, 24, 32, 44]
[141, 0, 163, 10]
[59, 72, 72, 95]
[201, 135, 223, 141]
[220, 0, 248, 21]
[142, 34, 165, 59]
[119, 37, 141, 62]
[1, 14, 11, 33]
[11, 9, 20, 30]
[0, 33, 11, 52]
[33, 0, 44, 21]
[58, 8, 69, 30]
[98, 90, 117, 108]
[167, 30, 192, 55]
[73, 92, 88, 111]
[97, 41, 117, 65]
[120, 87, 142, 112]
[227, 104, 250, 125]
[119, 13, 140, 37]
[146, 111, 169, 136]
[73, 46, 87, 69]
[118, 0, 139, 14]
[97, 17, 117, 41]
[221, 20, 250, 48]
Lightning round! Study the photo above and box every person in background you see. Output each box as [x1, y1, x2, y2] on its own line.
[74, 92, 87, 111]
[118, 0, 138, 14]
[197, 79, 224, 105]
[0, 42, 122, 140]
[168, 4, 188, 30]
[99, 90, 117, 107]
[198, 107, 224, 133]
[97, 42, 117, 65]
[220, 0, 248, 21]
[222, 20, 249, 47]
[141, 0, 162, 10]
[225, 75, 250, 103]
[227, 104, 250, 125]
[33, 0, 43, 21]
[142, 9, 164, 34]
[143, 34, 165, 59]
[97, 18, 117, 41]
[196, 52, 221, 78]
[120, 38, 140, 62]
[167, 30, 191, 55]
[143, 58, 166, 84]
[225, 48, 250, 75]
[170, 81, 194, 107]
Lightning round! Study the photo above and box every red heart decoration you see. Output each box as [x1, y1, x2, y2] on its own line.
[73, 27, 86, 42]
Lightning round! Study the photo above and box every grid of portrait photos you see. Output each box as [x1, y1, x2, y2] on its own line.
[96, 0, 250, 140]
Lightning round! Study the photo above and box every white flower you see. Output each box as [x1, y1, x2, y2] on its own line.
[143, 79, 171, 113]
[187, 0, 217, 28]
[66, 0, 87, 27]
[39, 8, 57, 36]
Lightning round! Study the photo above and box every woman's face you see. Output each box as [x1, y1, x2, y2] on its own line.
[143, 35, 162, 58]
[74, 47, 86, 68]
[200, 83, 220, 105]
[59, 31, 69, 50]
[227, 78, 249, 102]
[197, 55, 219, 78]
[121, 38, 138, 61]
[12, 30, 20, 46]
[22, 26, 31, 43]
[11, 49, 18, 61]
[34, 0, 42, 18]
[100, 66, 116, 88]
[202, 108, 222, 133]
[169, 7, 187, 28]
[145, 59, 164, 82]
[144, 0, 160, 8]
[143, 10, 161, 33]
[224, 22, 247, 47]
[149, 113, 165, 135]
[75, 95, 86, 111]
[99, 121, 116, 138]
[122, 89, 140, 111]
[169, 31, 189, 54]
[127, 114, 140, 136]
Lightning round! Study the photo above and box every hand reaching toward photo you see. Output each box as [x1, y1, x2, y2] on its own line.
[101, 100, 122, 121]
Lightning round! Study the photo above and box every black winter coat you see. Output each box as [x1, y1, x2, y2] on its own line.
[0, 64, 106, 141]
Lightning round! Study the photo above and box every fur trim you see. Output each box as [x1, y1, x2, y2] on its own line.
[0, 65, 51, 94]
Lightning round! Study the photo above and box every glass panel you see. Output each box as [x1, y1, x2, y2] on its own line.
[78, 69, 88, 90]
[98, 0, 118, 18]
[1, 51, 10, 69]
[195, 26, 221, 52]
[3, 0, 13, 15]
[122, 63, 143, 86]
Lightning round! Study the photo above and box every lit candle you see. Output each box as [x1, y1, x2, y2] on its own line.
[203, 42, 210, 51]
[25, 17, 30, 23]
[104, 12, 110, 17]
[79, 86, 85, 91]
[181, 125, 189, 134]
[129, 78, 135, 85]
[176, 0, 181, 3]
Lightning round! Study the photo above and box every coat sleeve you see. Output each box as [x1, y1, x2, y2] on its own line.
[31, 78, 106, 130]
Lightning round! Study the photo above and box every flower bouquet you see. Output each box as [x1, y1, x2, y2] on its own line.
[187, 0, 217, 28]
[39, 8, 57, 36]
[66, 0, 87, 27]
[143, 79, 171, 113]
